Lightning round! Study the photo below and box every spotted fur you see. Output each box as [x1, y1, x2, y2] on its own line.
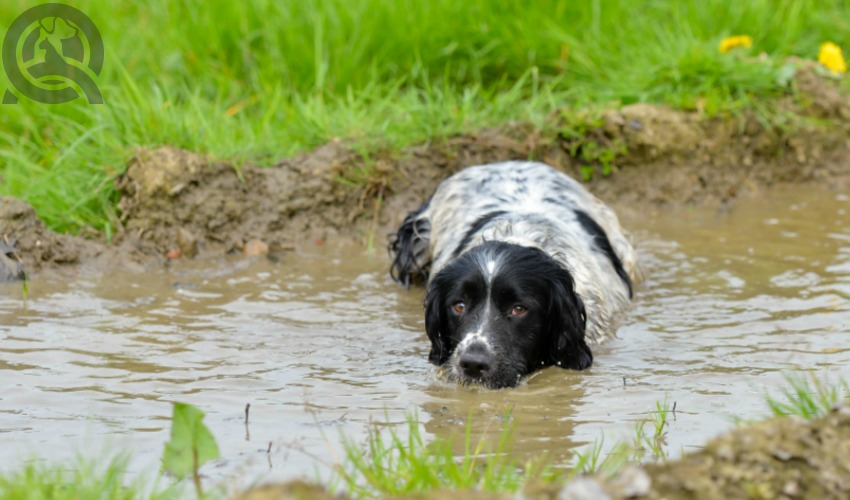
[390, 161, 641, 388]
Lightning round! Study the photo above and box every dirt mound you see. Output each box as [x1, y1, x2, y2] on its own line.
[0, 197, 95, 280]
[0, 196, 159, 280]
[112, 130, 534, 258]
[562, 405, 850, 499]
[110, 98, 850, 262]
[115, 143, 363, 257]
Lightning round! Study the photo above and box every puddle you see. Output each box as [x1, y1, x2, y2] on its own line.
[2, 185, 850, 486]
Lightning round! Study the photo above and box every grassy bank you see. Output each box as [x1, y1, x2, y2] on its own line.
[1, 0, 849, 233]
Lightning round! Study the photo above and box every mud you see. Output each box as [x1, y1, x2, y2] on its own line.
[0, 197, 97, 280]
[563, 404, 850, 500]
[4, 67, 850, 279]
[0, 196, 158, 281]
[114, 142, 364, 257]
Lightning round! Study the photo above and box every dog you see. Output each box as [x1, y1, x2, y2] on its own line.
[389, 161, 640, 388]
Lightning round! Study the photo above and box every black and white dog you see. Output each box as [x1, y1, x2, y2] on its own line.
[390, 161, 640, 389]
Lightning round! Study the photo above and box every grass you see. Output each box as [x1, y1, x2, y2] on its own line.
[333, 410, 556, 498]
[0, 456, 180, 500]
[2, 0, 850, 233]
[632, 397, 672, 461]
[571, 397, 672, 477]
[571, 374, 850, 478]
[331, 398, 674, 496]
[765, 372, 850, 419]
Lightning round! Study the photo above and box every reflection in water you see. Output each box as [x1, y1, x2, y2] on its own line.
[420, 370, 584, 463]
[1, 185, 850, 485]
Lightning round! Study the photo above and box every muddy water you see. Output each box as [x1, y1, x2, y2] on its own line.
[2, 185, 850, 487]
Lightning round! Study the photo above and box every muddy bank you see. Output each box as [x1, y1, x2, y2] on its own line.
[0, 196, 158, 281]
[3, 67, 850, 279]
[0, 197, 136, 280]
[561, 404, 850, 500]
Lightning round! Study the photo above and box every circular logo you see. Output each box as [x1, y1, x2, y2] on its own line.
[2, 3, 103, 104]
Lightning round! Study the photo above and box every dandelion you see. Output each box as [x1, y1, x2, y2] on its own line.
[818, 42, 846, 74]
[719, 35, 753, 54]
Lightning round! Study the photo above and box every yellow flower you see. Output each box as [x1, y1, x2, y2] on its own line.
[719, 35, 753, 54]
[818, 42, 847, 74]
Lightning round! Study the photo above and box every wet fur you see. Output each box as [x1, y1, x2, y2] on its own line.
[390, 161, 640, 388]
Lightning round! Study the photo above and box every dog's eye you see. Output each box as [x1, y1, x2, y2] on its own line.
[452, 302, 466, 315]
[510, 305, 528, 317]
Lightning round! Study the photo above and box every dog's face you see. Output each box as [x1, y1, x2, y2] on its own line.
[425, 241, 591, 389]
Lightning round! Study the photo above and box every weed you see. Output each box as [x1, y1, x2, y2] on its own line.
[570, 397, 672, 478]
[0, 403, 219, 500]
[557, 108, 628, 181]
[333, 410, 557, 498]
[571, 374, 850, 482]
[161, 402, 220, 498]
[0, 456, 180, 500]
[633, 397, 671, 461]
[570, 436, 632, 478]
[765, 372, 850, 419]
[577, 140, 628, 181]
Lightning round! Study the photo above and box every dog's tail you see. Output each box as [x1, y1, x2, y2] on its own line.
[389, 199, 432, 288]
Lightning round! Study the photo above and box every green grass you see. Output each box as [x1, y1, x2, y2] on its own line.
[2, 0, 850, 232]
[766, 372, 850, 419]
[572, 375, 850, 478]
[331, 399, 676, 496]
[570, 397, 672, 477]
[333, 411, 556, 498]
[0, 456, 180, 500]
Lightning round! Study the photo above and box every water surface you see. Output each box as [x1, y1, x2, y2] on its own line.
[1, 185, 849, 486]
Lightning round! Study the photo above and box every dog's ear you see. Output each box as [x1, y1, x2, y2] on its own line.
[424, 283, 450, 365]
[389, 200, 432, 288]
[547, 279, 592, 370]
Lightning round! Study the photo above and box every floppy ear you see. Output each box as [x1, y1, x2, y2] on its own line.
[547, 279, 592, 370]
[424, 283, 450, 365]
[388, 199, 432, 288]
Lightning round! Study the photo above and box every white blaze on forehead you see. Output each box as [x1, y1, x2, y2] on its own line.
[476, 251, 501, 283]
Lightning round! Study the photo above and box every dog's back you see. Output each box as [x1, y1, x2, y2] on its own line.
[391, 161, 640, 343]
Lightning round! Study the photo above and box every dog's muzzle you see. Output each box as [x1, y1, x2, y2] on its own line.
[457, 340, 493, 379]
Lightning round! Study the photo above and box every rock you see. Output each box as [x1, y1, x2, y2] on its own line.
[118, 147, 205, 199]
[783, 480, 801, 497]
[266, 241, 295, 263]
[609, 465, 651, 497]
[603, 104, 702, 161]
[176, 228, 199, 258]
[235, 480, 338, 500]
[0, 241, 26, 282]
[558, 477, 611, 500]
[243, 239, 269, 257]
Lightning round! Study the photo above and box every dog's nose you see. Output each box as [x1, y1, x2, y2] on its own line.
[459, 345, 492, 378]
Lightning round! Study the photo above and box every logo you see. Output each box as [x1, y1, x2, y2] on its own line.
[2, 3, 103, 104]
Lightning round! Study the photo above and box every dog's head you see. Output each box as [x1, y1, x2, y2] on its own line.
[424, 241, 591, 388]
